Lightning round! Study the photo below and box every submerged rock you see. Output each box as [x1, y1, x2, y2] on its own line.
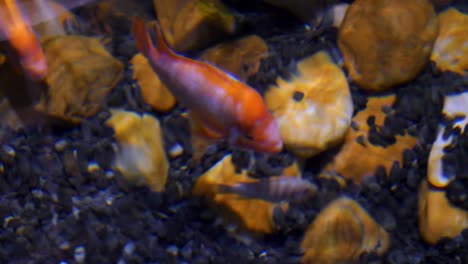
[199, 35, 268, 81]
[418, 180, 468, 244]
[106, 109, 169, 192]
[431, 8, 468, 76]
[301, 197, 390, 264]
[338, 0, 438, 91]
[37, 35, 123, 123]
[265, 51, 352, 158]
[153, 0, 236, 52]
[131, 53, 176, 112]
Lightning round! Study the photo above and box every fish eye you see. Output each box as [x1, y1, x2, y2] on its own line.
[244, 134, 254, 140]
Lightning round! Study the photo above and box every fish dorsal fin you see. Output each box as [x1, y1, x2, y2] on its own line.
[149, 20, 174, 57]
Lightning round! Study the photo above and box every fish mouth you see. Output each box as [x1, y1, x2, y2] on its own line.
[21, 55, 48, 80]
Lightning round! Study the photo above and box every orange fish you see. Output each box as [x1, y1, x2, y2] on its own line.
[0, 0, 96, 80]
[132, 18, 283, 153]
[0, 0, 48, 80]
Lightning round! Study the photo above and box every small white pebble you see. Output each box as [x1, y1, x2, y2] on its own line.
[87, 161, 100, 173]
[123, 241, 135, 256]
[2, 145, 15, 157]
[168, 143, 184, 158]
[59, 241, 70, 250]
[3, 215, 15, 228]
[74, 246, 86, 263]
[54, 139, 68, 152]
[166, 245, 179, 256]
[31, 189, 45, 199]
[72, 206, 80, 219]
[258, 250, 268, 258]
[105, 170, 115, 179]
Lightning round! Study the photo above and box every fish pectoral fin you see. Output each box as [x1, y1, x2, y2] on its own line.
[231, 135, 267, 152]
[188, 112, 221, 162]
[188, 112, 223, 140]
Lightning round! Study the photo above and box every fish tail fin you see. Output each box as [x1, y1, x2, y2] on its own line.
[132, 17, 159, 59]
[150, 20, 174, 56]
[132, 17, 173, 60]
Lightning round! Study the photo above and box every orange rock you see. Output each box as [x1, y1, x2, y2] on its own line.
[153, 0, 236, 52]
[338, 0, 438, 91]
[199, 35, 268, 81]
[106, 109, 169, 192]
[431, 8, 468, 75]
[321, 95, 418, 184]
[418, 180, 468, 244]
[37, 35, 123, 123]
[193, 155, 292, 234]
[131, 53, 176, 112]
[265, 51, 353, 158]
[301, 197, 390, 264]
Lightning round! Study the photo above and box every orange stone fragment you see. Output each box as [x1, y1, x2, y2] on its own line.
[418, 180, 468, 244]
[199, 35, 268, 81]
[193, 155, 293, 234]
[338, 0, 438, 91]
[321, 95, 418, 184]
[106, 109, 169, 192]
[265, 51, 353, 158]
[131, 53, 176, 112]
[301, 197, 390, 264]
[36, 35, 123, 123]
[153, 0, 236, 52]
[431, 8, 468, 75]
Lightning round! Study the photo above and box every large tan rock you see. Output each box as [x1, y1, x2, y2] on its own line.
[301, 197, 390, 264]
[199, 35, 268, 81]
[265, 51, 353, 158]
[338, 0, 438, 91]
[321, 95, 418, 184]
[37, 35, 123, 123]
[431, 8, 468, 75]
[153, 0, 236, 52]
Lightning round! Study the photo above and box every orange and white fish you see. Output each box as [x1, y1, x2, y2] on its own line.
[0, 0, 48, 80]
[0, 0, 96, 80]
[216, 177, 317, 203]
[132, 18, 283, 153]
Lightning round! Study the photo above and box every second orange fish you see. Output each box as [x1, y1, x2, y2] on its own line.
[132, 18, 282, 153]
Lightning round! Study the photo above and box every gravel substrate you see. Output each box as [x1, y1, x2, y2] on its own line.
[1, 1, 468, 263]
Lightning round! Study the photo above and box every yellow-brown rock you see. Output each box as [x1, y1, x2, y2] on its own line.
[265, 51, 353, 158]
[193, 155, 291, 234]
[301, 197, 390, 264]
[153, 0, 236, 52]
[338, 0, 438, 91]
[431, 8, 468, 75]
[106, 109, 169, 192]
[131, 53, 176, 112]
[199, 35, 268, 81]
[418, 180, 468, 244]
[321, 95, 418, 184]
[36, 35, 123, 123]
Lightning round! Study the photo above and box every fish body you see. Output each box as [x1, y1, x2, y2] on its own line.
[0, 0, 48, 80]
[132, 18, 282, 153]
[0, 0, 96, 80]
[216, 177, 317, 203]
